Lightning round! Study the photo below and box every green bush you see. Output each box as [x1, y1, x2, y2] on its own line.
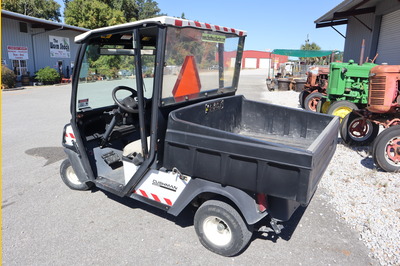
[36, 67, 60, 84]
[1, 65, 16, 89]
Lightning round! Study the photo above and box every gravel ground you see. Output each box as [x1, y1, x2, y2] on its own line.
[260, 89, 400, 266]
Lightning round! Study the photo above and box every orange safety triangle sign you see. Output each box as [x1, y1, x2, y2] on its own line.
[172, 55, 201, 101]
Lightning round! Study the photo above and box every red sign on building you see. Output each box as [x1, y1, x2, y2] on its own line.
[7, 46, 29, 60]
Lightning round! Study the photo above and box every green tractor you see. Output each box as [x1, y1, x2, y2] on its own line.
[320, 60, 377, 120]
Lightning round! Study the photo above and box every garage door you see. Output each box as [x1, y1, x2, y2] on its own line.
[230, 58, 236, 68]
[376, 9, 400, 64]
[244, 58, 257, 68]
[259, 58, 271, 69]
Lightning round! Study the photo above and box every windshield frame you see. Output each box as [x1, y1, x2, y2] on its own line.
[160, 26, 245, 107]
[71, 28, 157, 114]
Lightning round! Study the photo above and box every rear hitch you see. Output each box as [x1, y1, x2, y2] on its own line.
[270, 219, 284, 234]
[257, 218, 284, 234]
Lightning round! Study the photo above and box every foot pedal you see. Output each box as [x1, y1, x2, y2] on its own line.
[130, 152, 144, 166]
[102, 151, 121, 166]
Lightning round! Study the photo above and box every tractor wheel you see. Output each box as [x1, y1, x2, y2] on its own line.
[327, 100, 358, 121]
[372, 125, 400, 172]
[304, 92, 323, 112]
[340, 112, 379, 146]
[194, 200, 253, 257]
[299, 90, 310, 109]
[60, 159, 93, 190]
[319, 100, 331, 114]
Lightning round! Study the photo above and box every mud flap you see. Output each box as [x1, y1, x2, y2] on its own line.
[64, 148, 91, 183]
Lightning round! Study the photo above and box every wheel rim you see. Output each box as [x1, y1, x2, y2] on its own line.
[65, 165, 82, 185]
[385, 137, 400, 166]
[203, 216, 232, 246]
[321, 101, 330, 113]
[348, 118, 374, 141]
[333, 106, 353, 119]
[307, 97, 320, 111]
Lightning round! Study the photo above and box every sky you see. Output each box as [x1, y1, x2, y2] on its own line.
[57, 0, 347, 52]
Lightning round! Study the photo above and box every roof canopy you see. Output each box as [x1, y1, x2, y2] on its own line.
[314, 0, 379, 28]
[272, 49, 337, 57]
[75, 16, 246, 43]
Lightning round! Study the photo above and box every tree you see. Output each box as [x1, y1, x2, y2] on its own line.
[135, 0, 160, 20]
[64, 0, 126, 29]
[300, 41, 322, 65]
[300, 42, 321, 51]
[64, 0, 161, 29]
[102, 0, 138, 22]
[2, 0, 61, 22]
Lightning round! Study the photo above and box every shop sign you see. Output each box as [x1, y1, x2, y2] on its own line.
[49, 35, 70, 58]
[8, 46, 29, 60]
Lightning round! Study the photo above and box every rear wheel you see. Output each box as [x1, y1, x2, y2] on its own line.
[304, 92, 323, 112]
[372, 125, 400, 172]
[60, 159, 93, 190]
[340, 112, 379, 146]
[194, 200, 253, 257]
[327, 100, 358, 121]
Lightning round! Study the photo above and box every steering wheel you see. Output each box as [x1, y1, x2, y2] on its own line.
[112, 86, 139, 113]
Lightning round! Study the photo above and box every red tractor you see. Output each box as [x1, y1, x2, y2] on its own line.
[341, 64, 400, 172]
[299, 66, 329, 111]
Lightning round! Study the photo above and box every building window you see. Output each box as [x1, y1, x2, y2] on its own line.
[19, 22, 28, 33]
[12, 60, 28, 76]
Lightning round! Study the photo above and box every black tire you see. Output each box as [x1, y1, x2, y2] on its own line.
[304, 92, 323, 112]
[60, 159, 93, 190]
[194, 200, 253, 257]
[299, 90, 310, 109]
[316, 97, 326, 113]
[340, 112, 379, 146]
[372, 125, 400, 172]
[327, 100, 358, 121]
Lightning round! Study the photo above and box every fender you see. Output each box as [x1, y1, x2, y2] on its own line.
[168, 178, 268, 225]
[64, 148, 91, 183]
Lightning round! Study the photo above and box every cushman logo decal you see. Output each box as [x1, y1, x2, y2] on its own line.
[152, 179, 178, 192]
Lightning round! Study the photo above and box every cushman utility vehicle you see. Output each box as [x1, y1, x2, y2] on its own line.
[61, 17, 339, 256]
[341, 64, 400, 172]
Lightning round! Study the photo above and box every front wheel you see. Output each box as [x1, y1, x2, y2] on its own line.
[372, 125, 400, 172]
[327, 100, 358, 121]
[60, 159, 93, 190]
[194, 200, 253, 257]
[340, 112, 379, 146]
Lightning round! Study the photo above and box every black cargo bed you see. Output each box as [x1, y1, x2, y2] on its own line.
[163, 95, 339, 205]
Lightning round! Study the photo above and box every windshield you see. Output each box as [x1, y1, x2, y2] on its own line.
[162, 27, 240, 105]
[76, 32, 155, 111]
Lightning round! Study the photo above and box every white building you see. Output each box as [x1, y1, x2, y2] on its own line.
[315, 0, 400, 64]
[1, 10, 87, 81]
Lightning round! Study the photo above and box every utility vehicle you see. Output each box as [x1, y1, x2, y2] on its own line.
[61, 17, 339, 256]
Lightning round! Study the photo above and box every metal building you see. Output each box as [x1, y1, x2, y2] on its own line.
[1, 10, 87, 81]
[315, 0, 400, 65]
